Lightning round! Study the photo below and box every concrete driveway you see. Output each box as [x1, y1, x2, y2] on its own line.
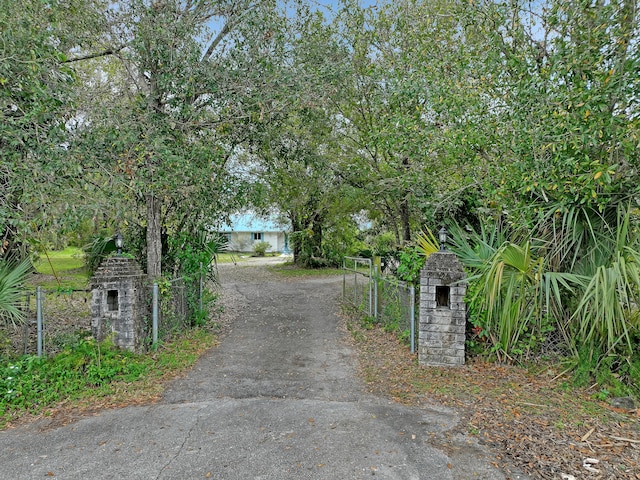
[0, 260, 526, 479]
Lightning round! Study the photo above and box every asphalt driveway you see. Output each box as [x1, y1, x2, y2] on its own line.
[0, 259, 526, 479]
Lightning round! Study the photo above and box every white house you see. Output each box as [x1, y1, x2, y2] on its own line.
[218, 213, 290, 253]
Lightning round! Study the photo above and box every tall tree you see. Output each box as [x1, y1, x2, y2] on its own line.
[72, 0, 299, 278]
[0, 0, 105, 257]
[244, 6, 364, 265]
[329, 0, 490, 243]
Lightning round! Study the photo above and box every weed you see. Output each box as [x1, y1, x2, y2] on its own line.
[0, 327, 217, 427]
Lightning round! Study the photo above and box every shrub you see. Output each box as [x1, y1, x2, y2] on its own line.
[396, 247, 425, 284]
[253, 241, 271, 257]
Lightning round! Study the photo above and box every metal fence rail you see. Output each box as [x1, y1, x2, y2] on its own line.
[342, 257, 373, 316]
[343, 257, 417, 353]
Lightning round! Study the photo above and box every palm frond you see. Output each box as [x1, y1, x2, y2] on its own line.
[0, 257, 33, 327]
[415, 227, 439, 257]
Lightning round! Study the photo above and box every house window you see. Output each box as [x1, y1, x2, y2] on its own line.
[253, 232, 262, 241]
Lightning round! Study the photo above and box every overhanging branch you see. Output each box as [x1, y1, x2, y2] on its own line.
[64, 45, 126, 64]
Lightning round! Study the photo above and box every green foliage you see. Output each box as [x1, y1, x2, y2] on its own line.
[472, 241, 546, 360]
[169, 232, 227, 284]
[395, 247, 425, 284]
[0, 0, 107, 257]
[372, 232, 397, 257]
[0, 336, 147, 411]
[0, 257, 32, 327]
[253, 241, 271, 257]
[290, 229, 332, 268]
[453, 204, 640, 380]
[565, 208, 640, 359]
[82, 236, 116, 275]
[572, 347, 640, 399]
[167, 232, 228, 327]
[0, 327, 217, 423]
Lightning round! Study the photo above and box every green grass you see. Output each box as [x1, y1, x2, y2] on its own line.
[34, 247, 85, 274]
[268, 263, 343, 277]
[27, 271, 89, 290]
[215, 252, 242, 264]
[215, 252, 284, 264]
[29, 247, 89, 290]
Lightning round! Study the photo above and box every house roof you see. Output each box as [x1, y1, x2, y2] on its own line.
[218, 213, 289, 233]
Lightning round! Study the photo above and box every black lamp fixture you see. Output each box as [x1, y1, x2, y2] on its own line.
[115, 232, 124, 256]
[438, 227, 448, 251]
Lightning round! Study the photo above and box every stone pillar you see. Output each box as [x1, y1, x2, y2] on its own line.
[419, 251, 466, 366]
[91, 257, 148, 352]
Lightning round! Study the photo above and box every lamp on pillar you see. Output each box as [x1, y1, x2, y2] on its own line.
[438, 227, 448, 251]
[115, 232, 124, 256]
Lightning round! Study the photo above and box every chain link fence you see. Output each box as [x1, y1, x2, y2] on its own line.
[1, 288, 92, 357]
[343, 257, 417, 353]
[3, 275, 202, 358]
[342, 257, 373, 316]
[376, 275, 416, 353]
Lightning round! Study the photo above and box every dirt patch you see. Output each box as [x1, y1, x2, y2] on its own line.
[345, 317, 640, 479]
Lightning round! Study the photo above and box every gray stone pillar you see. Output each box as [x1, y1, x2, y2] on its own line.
[419, 251, 466, 366]
[91, 257, 148, 352]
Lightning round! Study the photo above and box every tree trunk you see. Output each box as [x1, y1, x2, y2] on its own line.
[146, 193, 162, 280]
[400, 198, 411, 244]
[310, 218, 322, 257]
[400, 156, 412, 244]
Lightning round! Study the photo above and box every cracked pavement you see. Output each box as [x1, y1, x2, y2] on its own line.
[0, 258, 524, 479]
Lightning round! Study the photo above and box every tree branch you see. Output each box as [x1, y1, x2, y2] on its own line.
[202, 3, 261, 61]
[203, 21, 231, 60]
[64, 45, 125, 64]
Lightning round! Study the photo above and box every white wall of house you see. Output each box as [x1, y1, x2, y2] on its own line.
[263, 232, 284, 252]
[226, 231, 286, 253]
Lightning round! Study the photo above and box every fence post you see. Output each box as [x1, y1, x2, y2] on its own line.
[36, 286, 43, 357]
[342, 258, 346, 302]
[410, 284, 416, 354]
[373, 265, 379, 319]
[353, 263, 358, 306]
[199, 262, 203, 312]
[152, 283, 159, 350]
[23, 292, 30, 355]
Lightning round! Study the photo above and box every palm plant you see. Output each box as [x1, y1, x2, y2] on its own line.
[471, 241, 546, 360]
[451, 222, 582, 360]
[455, 202, 640, 366]
[566, 207, 640, 360]
[0, 256, 32, 327]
